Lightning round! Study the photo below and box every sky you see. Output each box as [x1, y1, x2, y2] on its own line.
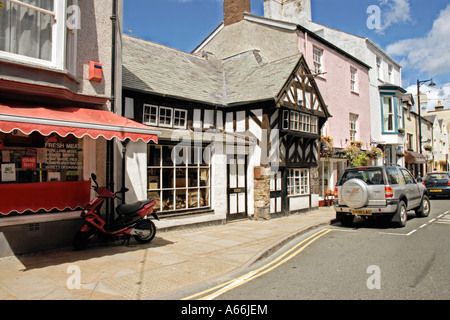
[123, 0, 450, 110]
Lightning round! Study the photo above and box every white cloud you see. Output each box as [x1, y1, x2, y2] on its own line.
[387, 4, 450, 77]
[405, 84, 450, 111]
[377, 0, 413, 32]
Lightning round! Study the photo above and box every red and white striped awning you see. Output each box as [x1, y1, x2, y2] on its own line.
[0, 103, 159, 143]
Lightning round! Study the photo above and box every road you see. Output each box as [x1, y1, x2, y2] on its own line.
[188, 199, 450, 300]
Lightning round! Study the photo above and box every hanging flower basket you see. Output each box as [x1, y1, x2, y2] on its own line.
[350, 141, 363, 148]
[397, 151, 405, 158]
[424, 145, 433, 152]
[345, 144, 369, 166]
[320, 136, 335, 158]
[366, 146, 383, 160]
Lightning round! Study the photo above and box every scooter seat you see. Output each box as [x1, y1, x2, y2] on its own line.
[116, 200, 152, 216]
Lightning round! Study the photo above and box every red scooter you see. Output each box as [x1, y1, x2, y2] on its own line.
[73, 173, 159, 250]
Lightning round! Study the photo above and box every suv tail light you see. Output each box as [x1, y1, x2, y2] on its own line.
[385, 186, 394, 198]
[334, 188, 338, 199]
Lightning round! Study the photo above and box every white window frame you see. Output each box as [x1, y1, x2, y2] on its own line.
[65, 0, 78, 75]
[288, 169, 310, 196]
[383, 96, 395, 132]
[388, 64, 394, 83]
[376, 56, 383, 81]
[300, 114, 310, 133]
[0, 0, 66, 70]
[350, 113, 358, 141]
[143, 104, 158, 126]
[310, 116, 318, 134]
[350, 67, 357, 92]
[282, 110, 289, 130]
[290, 111, 300, 131]
[397, 97, 403, 131]
[313, 47, 323, 74]
[173, 108, 187, 129]
[158, 106, 173, 128]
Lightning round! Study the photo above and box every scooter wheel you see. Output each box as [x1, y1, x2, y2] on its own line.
[73, 230, 95, 250]
[133, 220, 156, 244]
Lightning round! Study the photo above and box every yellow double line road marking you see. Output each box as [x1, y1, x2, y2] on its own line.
[183, 228, 333, 300]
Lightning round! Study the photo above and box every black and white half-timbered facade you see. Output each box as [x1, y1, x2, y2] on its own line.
[122, 34, 330, 228]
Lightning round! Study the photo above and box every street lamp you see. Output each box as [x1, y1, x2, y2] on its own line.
[417, 78, 436, 177]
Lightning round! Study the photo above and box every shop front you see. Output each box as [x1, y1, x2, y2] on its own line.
[0, 103, 159, 217]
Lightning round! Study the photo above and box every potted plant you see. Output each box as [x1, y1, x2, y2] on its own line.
[424, 145, 433, 152]
[396, 151, 405, 158]
[398, 128, 405, 134]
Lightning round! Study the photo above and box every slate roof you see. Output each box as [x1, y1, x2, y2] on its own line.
[123, 35, 301, 107]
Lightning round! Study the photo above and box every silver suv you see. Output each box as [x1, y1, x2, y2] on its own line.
[333, 165, 430, 228]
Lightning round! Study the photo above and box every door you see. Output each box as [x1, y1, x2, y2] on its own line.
[270, 171, 282, 214]
[227, 154, 247, 221]
[400, 168, 421, 208]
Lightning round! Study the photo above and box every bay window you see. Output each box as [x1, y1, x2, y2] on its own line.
[0, 0, 67, 69]
[283, 110, 318, 134]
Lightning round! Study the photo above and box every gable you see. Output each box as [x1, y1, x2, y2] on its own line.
[277, 57, 330, 119]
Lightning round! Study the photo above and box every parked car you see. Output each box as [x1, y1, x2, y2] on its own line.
[421, 172, 450, 198]
[333, 165, 430, 228]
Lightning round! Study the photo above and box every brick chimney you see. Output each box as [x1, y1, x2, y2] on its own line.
[224, 0, 251, 26]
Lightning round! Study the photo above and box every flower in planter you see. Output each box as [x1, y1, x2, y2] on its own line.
[424, 145, 434, 152]
[396, 151, 405, 158]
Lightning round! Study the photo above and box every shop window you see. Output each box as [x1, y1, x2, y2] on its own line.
[0, 132, 83, 184]
[147, 144, 210, 215]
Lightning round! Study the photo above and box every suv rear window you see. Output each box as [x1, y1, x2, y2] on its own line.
[339, 168, 384, 185]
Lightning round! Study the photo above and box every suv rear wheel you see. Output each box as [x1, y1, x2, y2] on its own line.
[395, 201, 407, 228]
[415, 195, 430, 218]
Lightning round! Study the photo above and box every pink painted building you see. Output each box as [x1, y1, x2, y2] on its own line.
[195, 0, 372, 203]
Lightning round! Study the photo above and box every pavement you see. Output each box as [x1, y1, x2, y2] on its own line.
[0, 207, 336, 300]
